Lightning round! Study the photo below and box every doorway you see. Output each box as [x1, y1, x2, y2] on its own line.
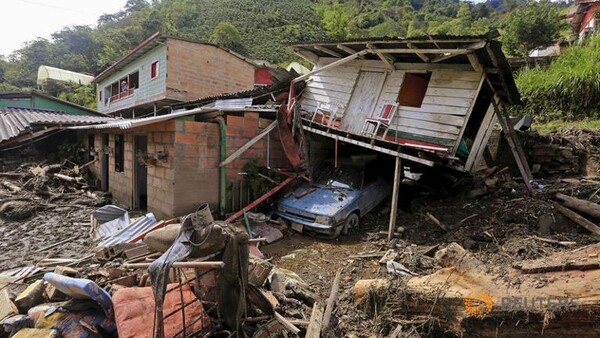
[101, 134, 109, 191]
[133, 135, 148, 209]
[340, 71, 387, 134]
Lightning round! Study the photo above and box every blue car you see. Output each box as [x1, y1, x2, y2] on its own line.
[274, 163, 391, 239]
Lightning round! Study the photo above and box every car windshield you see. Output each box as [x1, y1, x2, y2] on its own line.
[315, 166, 361, 190]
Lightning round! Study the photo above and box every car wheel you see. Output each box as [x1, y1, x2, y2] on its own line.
[343, 213, 360, 234]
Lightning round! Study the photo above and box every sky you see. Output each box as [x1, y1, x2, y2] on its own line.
[1, 0, 128, 56]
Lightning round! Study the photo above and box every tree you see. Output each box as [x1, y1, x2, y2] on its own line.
[209, 21, 243, 52]
[502, 1, 566, 57]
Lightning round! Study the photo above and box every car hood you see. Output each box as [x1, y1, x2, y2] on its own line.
[279, 185, 360, 217]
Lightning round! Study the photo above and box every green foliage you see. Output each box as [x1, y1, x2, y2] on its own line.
[57, 84, 97, 110]
[514, 34, 600, 122]
[501, 1, 566, 57]
[210, 22, 244, 53]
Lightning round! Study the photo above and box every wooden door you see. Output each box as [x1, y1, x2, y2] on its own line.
[340, 71, 387, 134]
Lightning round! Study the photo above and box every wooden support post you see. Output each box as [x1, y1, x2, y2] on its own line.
[464, 103, 496, 172]
[553, 203, 600, 236]
[388, 156, 402, 241]
[220, 120, 277, 167]
[322, 268, 342, 331]
[490, 94, 533, 192]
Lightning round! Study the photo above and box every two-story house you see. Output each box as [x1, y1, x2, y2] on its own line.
[94, 32, 259, 117]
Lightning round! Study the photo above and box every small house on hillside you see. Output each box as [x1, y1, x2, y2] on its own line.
[568, 0, 600, 41]
[289, 31, 533, 238]
[70, 84, 293, 220]
[0, 90, 114, 167]
[291, 31, 528, 176]
[94, 32, 261, 118]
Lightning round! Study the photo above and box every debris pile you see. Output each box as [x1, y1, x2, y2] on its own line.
[524, 128, 600, 177]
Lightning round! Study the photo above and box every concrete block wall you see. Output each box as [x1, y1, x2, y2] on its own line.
[83, 112, 289, 219]
[166, 39, 256, 101]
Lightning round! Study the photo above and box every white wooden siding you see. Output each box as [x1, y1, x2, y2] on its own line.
[381, 69, 483, 147]
[299, 59, 483, 150]
[340, 71, 387, 134]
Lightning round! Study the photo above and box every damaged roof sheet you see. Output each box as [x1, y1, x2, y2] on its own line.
[290, 31, 520, 105]
[0, 107, 115, 142]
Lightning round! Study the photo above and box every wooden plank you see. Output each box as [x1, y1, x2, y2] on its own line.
[554, 202, 600, 236]
[396, 117, 462, 135]
[314, 45, 342, 58]
[306, 303, 324, 338]
[307, 81, 355, 93]
[305, 87, 352, 101]
[396, 110, 466, 126]
[303, 93, 351, 108]
[295, 49, 369, 82]
[368, 43, 395, 70]
[452, 73, 484, 155]
[220, 120, 277, 167]
[394, 63, 474, 71]
[405, 103, 469, 116]
[302, 125, 435, 166]
[388, 157, 402, 241]
[340, 71, 387, 134]
[394, 125, 458, 140]
[556, 193, 600, 219]
[464, 103, 496, 172]
[322, 268, 342, 331]
[428, 79, 481, 90]
[337, 44, 364, 58]
[426, 88, 476, 98]
[433, 70, 483, 81]
[421, 96, 473, 108]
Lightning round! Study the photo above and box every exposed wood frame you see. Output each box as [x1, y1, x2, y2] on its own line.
[219, 120, 277, 167]
[430, 53, 461, 63]
[367, 43, 395, 70]
[292, 38, 487, 49]
[388, 156, 402, 241]
[293, 49, 369, 82]
[294, 49, 320, 63]
[337, 44, 365, 59]
[394, 63, 474, 71]
[464, 102, 497, 172]
[371, 40, 486, 57]
[407, 42, 430, 62]
[314, 45, 342, 58]
[302, 125, 435, 166]
[467, 53, 484, 72]
[452, 73, 485, 155]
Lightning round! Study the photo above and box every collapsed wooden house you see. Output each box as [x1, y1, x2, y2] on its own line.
[288, 31, 532, 237]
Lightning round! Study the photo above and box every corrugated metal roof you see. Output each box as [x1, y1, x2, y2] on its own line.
[0, 107, 116, 142]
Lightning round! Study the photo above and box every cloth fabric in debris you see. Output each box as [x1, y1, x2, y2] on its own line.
[28, 304, 116, 338]
[42, 273, 114, 319]
[112, 283, 211, 338]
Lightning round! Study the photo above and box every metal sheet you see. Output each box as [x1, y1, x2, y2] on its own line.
[0, 107, 115, 142]
[97, 213, 158, 248]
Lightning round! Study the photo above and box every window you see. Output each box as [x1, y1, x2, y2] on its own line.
[397, 72, 431, 108]
[115, 134, 125, 173]
[151, 61, 159, 79]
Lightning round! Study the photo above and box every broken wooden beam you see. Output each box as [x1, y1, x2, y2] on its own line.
[322, 268, 342, 332]
[553, 202, 600, 236]
[1, 181, 21, 193]
[556, 193, 600, 219]
[306, 302, 324, 338]
[123, 261, 224, 269]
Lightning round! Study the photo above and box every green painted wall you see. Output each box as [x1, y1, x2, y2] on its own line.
[96, 44, 168, 114]
[0, 98, 32, 108]
[0, 94, 96, 116]
[32, 96, 93, 116]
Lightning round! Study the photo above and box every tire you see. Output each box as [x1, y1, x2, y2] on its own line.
[343, 213, 360, 234]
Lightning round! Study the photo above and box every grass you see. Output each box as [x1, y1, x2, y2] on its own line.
[531, 119, 600, 135]
[514, 34, 600, 121]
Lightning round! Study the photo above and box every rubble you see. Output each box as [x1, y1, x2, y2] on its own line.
[1, 139, 600, 337]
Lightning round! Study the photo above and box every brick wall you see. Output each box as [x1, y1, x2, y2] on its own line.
[166, 39, 255, 101]
[84, 112, 289, 219]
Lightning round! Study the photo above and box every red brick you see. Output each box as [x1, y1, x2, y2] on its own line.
[227, 115, 245, 127]
[161, 132, 173, 143]
[185, 121, 205, 133]
[164, 120, 176, 131]
[175, 133, 196, 144]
